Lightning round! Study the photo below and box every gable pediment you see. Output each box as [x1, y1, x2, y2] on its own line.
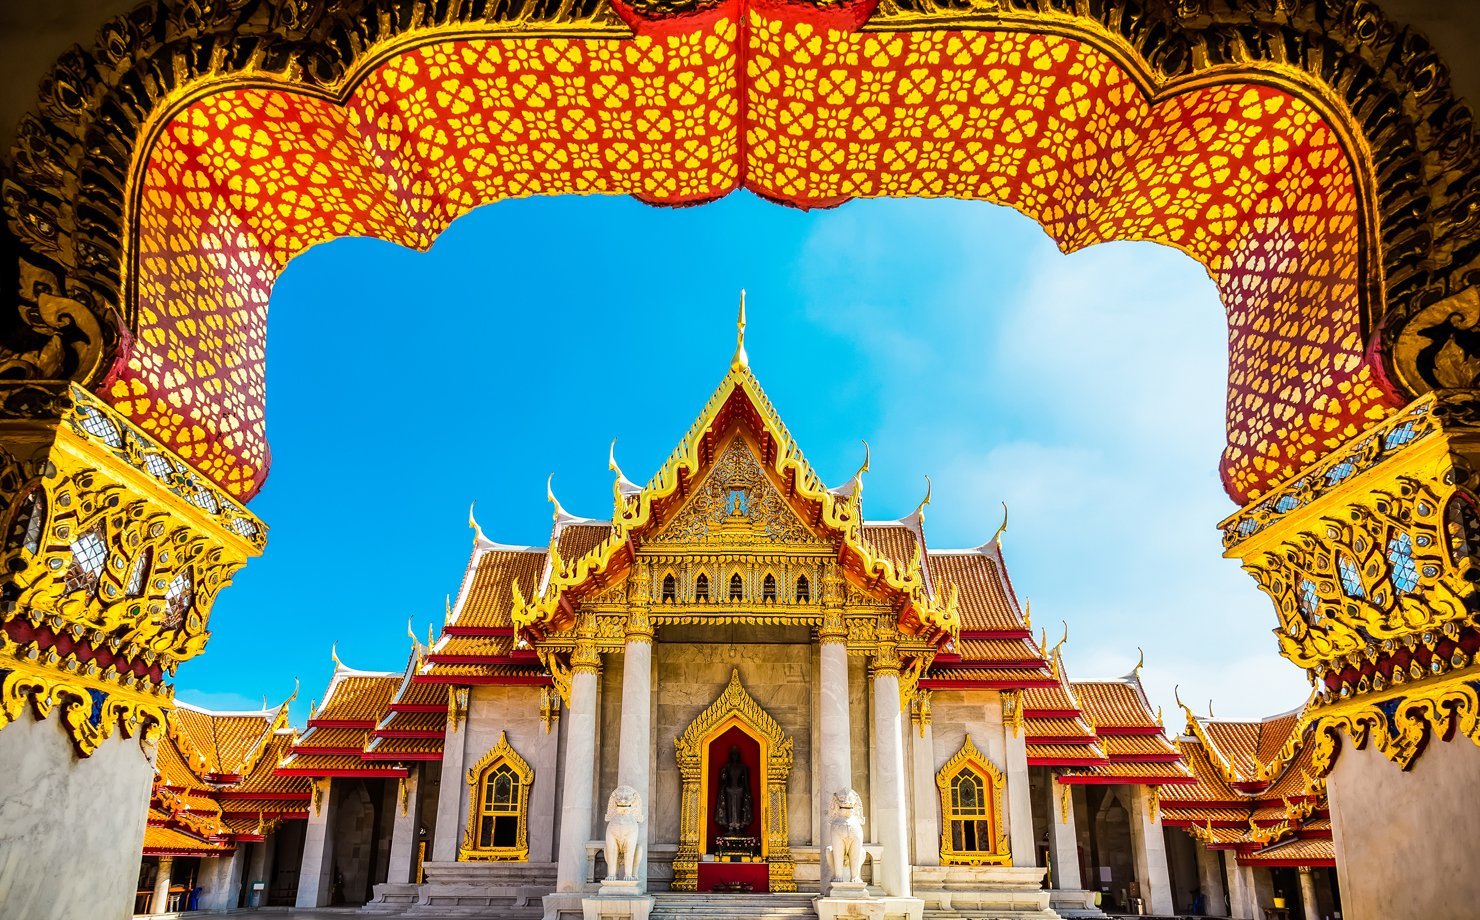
[646, 436, 825, 548]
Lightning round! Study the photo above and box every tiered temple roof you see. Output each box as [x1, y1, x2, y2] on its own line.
[276, 650, 408, 779]
[145, 700, 309, 857]
[1160, 702, 1334, 867]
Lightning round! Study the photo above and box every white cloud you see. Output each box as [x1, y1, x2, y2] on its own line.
[793, 199, 1309, 720]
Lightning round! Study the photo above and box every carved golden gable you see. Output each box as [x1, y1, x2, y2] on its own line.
[647, 437, 824, 548]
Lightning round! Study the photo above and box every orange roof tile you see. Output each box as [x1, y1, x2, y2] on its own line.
[378, 710, 444, 734]
[927, 549, 1025, 631]
[311, 673, 397, 724]
[1025, 716, 1098, 741]
[1066, 760, 1194, 782]
[143, 825, 230, 855]
[1101, 734, 1180, 759]
[923, 667, 1055, 685]
[1072, 680, 1162, 730]
[433, 635, 518, 658]
[1164, 740, 1241, 803]
[1200, 720, 1264, 781]
[1240, 836, 1336, 865]
[952, 637, 1043, 662]
[275, 752, 407, 776]
[452, 548, 548, 630]
[292, 726, 369, 751]
[862, 523, 920, 576]
[1027, 742, 1107, 762]
[556, 523, 613, 562]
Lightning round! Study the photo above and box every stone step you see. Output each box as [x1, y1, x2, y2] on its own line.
[650, 892, 818, 920]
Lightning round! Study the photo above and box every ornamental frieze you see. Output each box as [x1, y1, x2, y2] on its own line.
[1226, 390, 1480, 707]
[0, 382, 262, 756]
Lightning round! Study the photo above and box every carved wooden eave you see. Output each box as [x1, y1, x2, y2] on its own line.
[511, 363, 960, 644]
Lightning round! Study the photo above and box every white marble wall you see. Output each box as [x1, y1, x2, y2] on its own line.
[925, 691, 1016, 849]
[0, 713, 156, 920]
[650, 641, 815, 849]
[1329, 736, 1480, 920]
[462, 684, 559, 862]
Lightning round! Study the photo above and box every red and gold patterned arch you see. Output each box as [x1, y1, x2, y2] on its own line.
[103, 1, 1396, 501]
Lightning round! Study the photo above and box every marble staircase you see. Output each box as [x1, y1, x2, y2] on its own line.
[649, 892, 818, 920]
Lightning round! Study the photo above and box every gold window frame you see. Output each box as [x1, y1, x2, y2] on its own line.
[459, 730, 532, 861]
[936, 734, 1010, 866]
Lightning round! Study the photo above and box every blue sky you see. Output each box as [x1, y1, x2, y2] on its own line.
[176, 191, 1309, 724]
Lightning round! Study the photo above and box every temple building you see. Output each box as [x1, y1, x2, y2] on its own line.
[127, 329, 1343, 920]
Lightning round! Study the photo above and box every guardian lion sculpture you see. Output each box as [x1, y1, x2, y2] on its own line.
[603, 784, 645, 882]
[826, 787, 866, 883]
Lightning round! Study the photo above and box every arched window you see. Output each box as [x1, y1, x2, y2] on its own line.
[460, 731, 532, 861]
[662, 573, 677, 603]
[936, 735, 1009, 866]
[729, 573, 744, 601]
[762, 573, 776, 602]
[695, 573, 709, 602]
[796, 575, 810, 603]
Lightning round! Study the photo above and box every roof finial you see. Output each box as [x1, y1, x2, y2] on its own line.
[1023, 599, 1032, 633]
[1132, 646, 1145, 680]
[990, 501, 1009, 545]
[331, 642, 344, 671]
[856, 439, 871, 479]
[913, 475, 933, 523]
[468, 502, 486, 543]
[546, 474, 565, 521]
[731, 289, 749, 371]
[1209, 698, 1216, 719]
[407, 618, 418, 647]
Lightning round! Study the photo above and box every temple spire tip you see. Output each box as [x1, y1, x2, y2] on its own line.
[731, 289, 748, 371]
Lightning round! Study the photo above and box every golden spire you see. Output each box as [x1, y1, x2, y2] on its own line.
[731, 289, 748, 371]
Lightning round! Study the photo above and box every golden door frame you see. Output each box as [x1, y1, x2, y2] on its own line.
[672, 669, 795, 892]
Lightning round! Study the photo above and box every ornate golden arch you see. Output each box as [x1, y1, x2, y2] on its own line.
[459, 730, 533, 862]
[672, 669, 794, 892]
[936, 734, 1010, 867]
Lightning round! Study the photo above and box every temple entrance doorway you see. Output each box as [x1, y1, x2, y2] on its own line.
[672, 670, 795, 893]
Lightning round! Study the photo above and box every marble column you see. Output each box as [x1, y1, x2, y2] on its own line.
[431, 690, 468, 862]
[615, 605, 654, 890]
[296, 779, 338, 908]
[555, 649, 601, 892]
[246, 832, 276, 907]
[198, 849, 246, 910]
[151, 855, 174, 915]
[818, 619, 854, 892]
[908, 707, 939, 870]
[386, 769, 423, 884]
[1045, 781, 1082, 890]
[870, 655, 912, 897]
[1195, 842, 1229, 916]
[1126, 785, 1173, 916]
[1002, 698, 1036, 869]
[1298, 867, 1320, 920]
[1225, 859, 1255, 920]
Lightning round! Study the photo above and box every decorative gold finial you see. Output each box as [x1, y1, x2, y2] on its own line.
[732, 289, 748, 370]
[1023, 599, 1032, 633]
[546, 474, 565, 521]
[856, 440, 871, 478]
[331, 643, 344, 671]
[468, 502, 486, 542]
[1132, 646, 1145, 679]
[407, 618, 418, 646]
[990, 501, 1009, 545]
[914, 476, 933, 522]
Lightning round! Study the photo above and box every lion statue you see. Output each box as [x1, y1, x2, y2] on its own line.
[603, 784, 646, 882]
[826, 787, 866, 884]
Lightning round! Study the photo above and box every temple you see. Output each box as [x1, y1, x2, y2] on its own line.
[126, 324, 1342, 920]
